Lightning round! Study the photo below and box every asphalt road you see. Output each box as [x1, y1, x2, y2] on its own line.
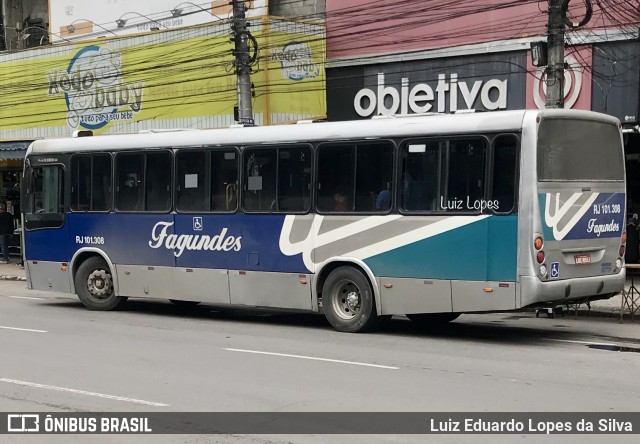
[1, 280, 639, 444]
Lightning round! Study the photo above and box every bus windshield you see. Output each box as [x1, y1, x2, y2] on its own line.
[537, 118, 624, 182]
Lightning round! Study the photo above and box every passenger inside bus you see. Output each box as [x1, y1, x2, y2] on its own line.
[119, 173, 142, 211]
[376, 182, 391, 210]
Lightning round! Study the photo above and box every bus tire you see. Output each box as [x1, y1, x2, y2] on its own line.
[406, 313, 460, 325]
[322, 266, 383, 333]
[74, 257, 126, 311]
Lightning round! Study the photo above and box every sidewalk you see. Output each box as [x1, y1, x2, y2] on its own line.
[0, 258, 26, 281]
[0, 261, 636, 321]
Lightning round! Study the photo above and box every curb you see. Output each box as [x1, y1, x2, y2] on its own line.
[0, 275, 27, 281]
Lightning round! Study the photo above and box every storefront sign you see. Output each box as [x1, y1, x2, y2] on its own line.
[46, 46, 144, 130]
[0, 19, 326, 137]
[271, 41, 321, 81]
[526, 47, 592, 111]
[353, 73, 507, 117]
[327, 52, 527, 121]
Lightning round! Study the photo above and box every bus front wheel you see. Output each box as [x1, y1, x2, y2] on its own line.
[322, 266, 384, 333]
[75, 257, 127, 311]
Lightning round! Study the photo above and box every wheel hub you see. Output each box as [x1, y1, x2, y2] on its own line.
[87, 270, 112, 298]
[346, 291, 360, 311]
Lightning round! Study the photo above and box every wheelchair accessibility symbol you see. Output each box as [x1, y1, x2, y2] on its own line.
[550, 262, 560, 279]
[193, 217, 203, 231]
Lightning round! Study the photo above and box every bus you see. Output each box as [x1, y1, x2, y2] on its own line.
[21, 109, 626, 332]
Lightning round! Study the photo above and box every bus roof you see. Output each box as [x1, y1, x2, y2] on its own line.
[26, 109, 619, 155]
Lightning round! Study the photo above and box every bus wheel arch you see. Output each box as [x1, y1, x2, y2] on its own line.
[73, 254, 126, 311]
[317, 261, 386, 333]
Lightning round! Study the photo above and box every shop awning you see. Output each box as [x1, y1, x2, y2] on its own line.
[0, 141, 30, 160]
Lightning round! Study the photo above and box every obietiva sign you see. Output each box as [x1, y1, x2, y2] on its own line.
[354, 73, 508, 117]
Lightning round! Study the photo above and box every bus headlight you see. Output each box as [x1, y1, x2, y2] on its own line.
[539, 264, 548, 278]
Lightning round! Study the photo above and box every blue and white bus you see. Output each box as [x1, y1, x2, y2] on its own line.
[21, 109, 626, 332]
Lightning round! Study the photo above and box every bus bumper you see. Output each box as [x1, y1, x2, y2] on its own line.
[519, 270, 625, 308]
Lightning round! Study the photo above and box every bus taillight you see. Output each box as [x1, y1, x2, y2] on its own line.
[534, 237, 544, 250]
[619, 245, 625, 257]
[621, 231, 627, 245]
[534, 236, 547, 277]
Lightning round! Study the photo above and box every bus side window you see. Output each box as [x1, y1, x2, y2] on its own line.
[145, 152, 172, 212]
[277, 146, 311, 212]
[355, 142, 393, 212]
[447, 139, 486, 210]
[400, 141, 441, 212]
[116, 153, 144, 212]
[317, 144, 355, 212]
[491, 135, 518, 214]
[177, 151, 207, 212]
[71, 154, 112, 212]
[211, 150, 238, 212]
[71, 156, 91, 211]
[92, 154, 112, 211]
[243, 148, 277, 212]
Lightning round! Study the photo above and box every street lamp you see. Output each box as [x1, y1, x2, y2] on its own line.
[170, 2, 225, 20]
[6, 25, 72, 48]
[66, 19, 117, 36]
[116, 12, 169, 30]
[18, 26, 49, 48]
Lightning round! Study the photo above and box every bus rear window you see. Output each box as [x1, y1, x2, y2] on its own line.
[537, 119, 624, 181]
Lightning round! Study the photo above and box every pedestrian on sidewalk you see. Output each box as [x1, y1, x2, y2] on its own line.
[0, 203, 14, 263]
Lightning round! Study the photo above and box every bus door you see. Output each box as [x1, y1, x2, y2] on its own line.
[110, 151, 177, 300]
[22, 158, 71, 292]
[172, 149, 237, 304]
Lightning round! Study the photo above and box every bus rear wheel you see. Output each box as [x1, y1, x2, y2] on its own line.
[322, 266, 384, 333]
[406, 313, 460, 325]
[75, 257, 126, 311]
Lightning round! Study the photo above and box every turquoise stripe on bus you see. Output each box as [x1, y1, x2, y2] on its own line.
[538, 194, 555, 240]
[363, 215, 518, 281]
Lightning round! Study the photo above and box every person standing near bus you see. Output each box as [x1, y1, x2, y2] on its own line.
[0, 203, 14, 263]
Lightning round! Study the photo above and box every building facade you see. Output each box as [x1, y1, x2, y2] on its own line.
[325, 0, 639, 210]
[0, 0, 326, 211]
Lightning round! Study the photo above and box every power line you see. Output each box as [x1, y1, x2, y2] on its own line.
[0, 0, 638, 128]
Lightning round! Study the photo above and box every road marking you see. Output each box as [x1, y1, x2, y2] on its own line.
[0, 325, 47, 333]
[545, 339, 617, 347]
[223, 348, 399, 370]
[0, 378, 169, 407]
[9, 296, 46, 300]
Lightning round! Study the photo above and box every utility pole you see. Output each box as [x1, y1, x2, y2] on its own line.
[546, 0, 565, 108]
[232, 0, 254, 125]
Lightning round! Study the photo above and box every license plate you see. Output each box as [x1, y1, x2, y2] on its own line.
[574, 254, 592, 264]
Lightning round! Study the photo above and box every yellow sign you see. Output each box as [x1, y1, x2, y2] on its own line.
[0, 18, 325, 136]
[264, 19, 326, 121]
